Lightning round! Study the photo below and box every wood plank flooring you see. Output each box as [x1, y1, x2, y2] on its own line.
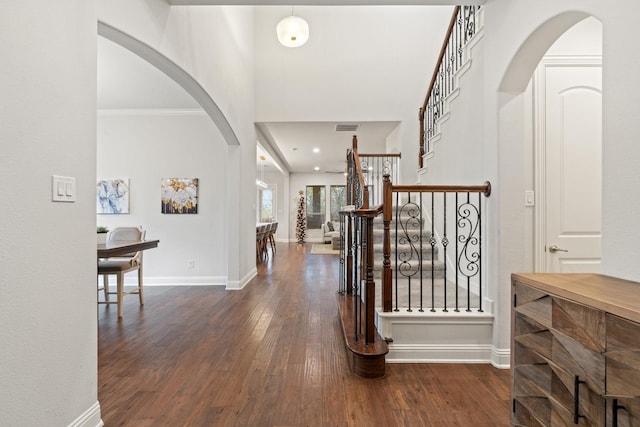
[98, 243, 511, 426]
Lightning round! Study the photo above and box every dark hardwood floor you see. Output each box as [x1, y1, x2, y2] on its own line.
[98, 243, 511, 426]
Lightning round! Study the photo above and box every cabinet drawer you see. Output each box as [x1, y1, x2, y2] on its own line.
[606, 314, 640, 397]
[548, 365, 605, 426]
[514, 283, 552, 328]
[606, 396, 640, 427]
[552, 297, 606, 353]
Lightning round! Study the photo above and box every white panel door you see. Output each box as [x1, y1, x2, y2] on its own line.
[544, 63, 602, 273]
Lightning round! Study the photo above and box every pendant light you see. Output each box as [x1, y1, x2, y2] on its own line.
[276, 7, 309, 48]
[256, 158, 268, 188]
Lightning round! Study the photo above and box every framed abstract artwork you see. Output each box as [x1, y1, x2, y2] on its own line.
[161, 178, 199, 214]
[97, 178, 130, 214]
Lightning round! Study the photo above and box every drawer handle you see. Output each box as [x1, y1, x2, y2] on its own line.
[613, 399, 626, 427]
[574, 375, 586, 424]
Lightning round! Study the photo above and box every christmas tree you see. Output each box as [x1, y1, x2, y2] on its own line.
[295, 191, 306, 243]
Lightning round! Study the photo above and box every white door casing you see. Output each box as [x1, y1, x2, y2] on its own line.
[534, 56, 602, 273]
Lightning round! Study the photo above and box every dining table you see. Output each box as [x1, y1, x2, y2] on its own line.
[97, 239, 160, 258]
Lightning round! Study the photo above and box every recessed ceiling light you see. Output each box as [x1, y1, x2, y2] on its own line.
[314, 166, 320, 171]
[292, 147, 298, 151]
[313, 148, 320, 153]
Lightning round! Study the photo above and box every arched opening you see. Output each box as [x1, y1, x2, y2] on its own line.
[498, 13, 603, 272]
[96, 23, 240, 289]
[98, 21, 239, 147]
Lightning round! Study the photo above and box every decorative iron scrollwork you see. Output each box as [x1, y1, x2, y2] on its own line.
[457, 202, 480, 279]
[397, 202, 422, 280]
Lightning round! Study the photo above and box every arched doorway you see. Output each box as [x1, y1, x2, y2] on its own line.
[96, 22, 242, 287]
[531, 17, 602, 273]
[497, 12, 603, 273]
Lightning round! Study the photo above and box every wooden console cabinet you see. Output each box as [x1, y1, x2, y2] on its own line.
[511, 273, 640, 426]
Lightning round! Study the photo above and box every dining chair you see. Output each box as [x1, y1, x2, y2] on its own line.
[256, 224, 269, 262]
[268, 222, 278, 255]
[97, 226, 146, 318]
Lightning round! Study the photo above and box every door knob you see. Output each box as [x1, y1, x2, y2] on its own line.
[549, 245, 568, 253]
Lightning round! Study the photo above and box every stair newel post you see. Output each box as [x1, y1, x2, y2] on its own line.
[346, 213, 353, 295]
[418, 107, 425, 169]
[362, 183, 370, 210]
[382, 174, 393, 312]
[364, 213, 376, 345]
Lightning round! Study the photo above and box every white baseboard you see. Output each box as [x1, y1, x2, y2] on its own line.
[491, 346, 511, 369]
[118, 276, 227, 287]
[107, 271, 260, 290]
[386, 344, 494, 364]
[227, 267, 257, 290]
[68, 401, 103, 427]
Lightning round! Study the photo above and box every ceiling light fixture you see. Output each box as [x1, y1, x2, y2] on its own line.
[276, 7, 309, 48]
[314, 166, 320, 171]
[313, 148, 320, 153]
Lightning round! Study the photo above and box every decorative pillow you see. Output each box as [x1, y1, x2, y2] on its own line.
[326, 221, 335, 232]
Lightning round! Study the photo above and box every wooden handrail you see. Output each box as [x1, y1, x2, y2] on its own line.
[420, 6, 460, 114]
[358, 153, 402, 159]
[419, 6, 460, 168]
[353, 205, 383, 217]
[391, 181, 491, 197]
[351, 136, 369, 210]
[381, 175, 491, 312]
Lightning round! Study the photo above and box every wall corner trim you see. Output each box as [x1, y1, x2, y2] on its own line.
[227, 268, 257, 290]
[67, 401, 103, 427]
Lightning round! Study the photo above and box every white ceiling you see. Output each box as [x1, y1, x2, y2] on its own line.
[97, 11, 405, 174]
[169, 0, 483, 4]
[257, 121, 398, 173]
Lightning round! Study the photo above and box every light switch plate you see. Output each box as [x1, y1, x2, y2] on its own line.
[52, 175, 76, 202]
[524, 190, 535, 207]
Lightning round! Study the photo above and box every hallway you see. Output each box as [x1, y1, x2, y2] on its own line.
[98, 243, 510, 426]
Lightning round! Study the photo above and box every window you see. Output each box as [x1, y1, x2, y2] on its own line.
[330, 185, 346, 222]
[305, 185, 325, 229]
[257, 186, 275, 223]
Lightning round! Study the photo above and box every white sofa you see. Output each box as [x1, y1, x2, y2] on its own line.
[321, 221, 340, 243]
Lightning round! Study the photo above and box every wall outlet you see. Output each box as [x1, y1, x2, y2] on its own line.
[187, 259, 194, 268]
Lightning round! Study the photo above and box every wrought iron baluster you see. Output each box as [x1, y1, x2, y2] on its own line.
[443, 193, 448, 312]
[430, 192, 436, 312]
[394, 193, 399, 312]
[339, 214, 345, 294]
[466, 192, 471, 311]
[478, 192, 483, 312]
[419, 192, 424, 312]
[407, 192, 412, 312]
[353, 216, 361, 341]
[456, 191, 481, 312]
[455, 192, 459, 312]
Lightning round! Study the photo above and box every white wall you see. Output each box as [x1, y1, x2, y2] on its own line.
[0, 3, 101, 426]
[97, 2, 256, 288]
[486, 0, 640, 359]
[97, 111, 228, 285]
[426, 0, 640, 363]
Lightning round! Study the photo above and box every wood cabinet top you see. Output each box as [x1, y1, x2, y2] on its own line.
[512, 273, 640, 324]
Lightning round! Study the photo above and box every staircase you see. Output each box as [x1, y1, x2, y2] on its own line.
[369, 208, 493, 364]
[336, 6, 498, 377]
